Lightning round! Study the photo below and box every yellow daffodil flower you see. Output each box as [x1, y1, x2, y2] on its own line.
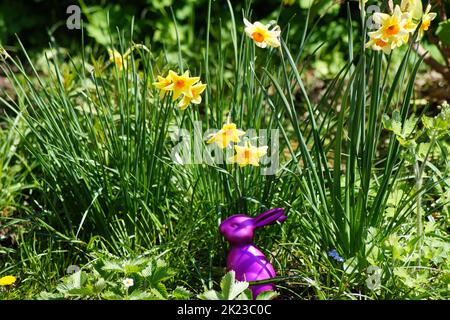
[108, 49, 127, 71]
[168, 70, 200, 101]
[228, 141, 268, 167]
[178, 82, 207, 110]
[402, 16, 418, 34]
[207, 122, 246, 149]
[153, 70, 205, 107]
[153, 74, 174, 98]
[367, 5, 410, 51]
[0, 275, 16, 286]
[243, 18, 281, 48]
[365, 36, 393, 54]
[419, 4, 437, 38]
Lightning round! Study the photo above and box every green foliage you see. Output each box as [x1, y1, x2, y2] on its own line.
[436, 19, 450, 46]
[384, 229, 450, 298]
[0, 114, 34, 216]
[383, 110, 418, 147]
[37, 256, 191, 300]
[198, 271, 278, 300]
[422, 102, 450, 135]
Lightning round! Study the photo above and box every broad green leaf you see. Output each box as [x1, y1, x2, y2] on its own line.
[172, 286, 192, 300]
[393, 267, 409, 279]
[236, 288, 253, 300]
[102, 291, 123, 300]
[343, 256, 358, 275]
[256, 290, 279, 300]
[387, 189, 404, 206]
[424, 221, 436, 234]
[441, 101, 450, 118]
[36, 291, 64, 300]
[124, 264, 143, 275]
[128, 289, 155, 300]
[436, 20, 450, 46]
[198, 290, 222, 300]
[392, 244, 403, 261]
[94, 278, 107, 293]
[150, 282, 169, 299]
[220, 271, 249, 300]
[140, 264, 153, 277]
[396, 136, 414, 147]
[417, 143, 431, 161]
[150, 266, 172, 284]
[403, 116, 417, 137]
[434, 115, 450, 131]
[382, 113, 402, 136]
[366, 245, 380, 266]
[57, 271, 86, 293]
[385, 207, 396, 218]
[422, 115, 433, 130]
[67, 285, 95, 296]
[102, 261, 123, 272]
[140, 259, 172, 284]
[382, 114, 393, 130]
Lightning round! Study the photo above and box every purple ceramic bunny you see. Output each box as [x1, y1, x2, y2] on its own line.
[219, 208, 287, 298]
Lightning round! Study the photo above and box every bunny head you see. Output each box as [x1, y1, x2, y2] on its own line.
[219, 208, 286, 245]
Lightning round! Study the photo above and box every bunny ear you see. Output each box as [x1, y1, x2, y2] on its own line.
[254, 208, 286, 228]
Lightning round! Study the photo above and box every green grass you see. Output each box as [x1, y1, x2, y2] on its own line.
[0, 1, 449, 299]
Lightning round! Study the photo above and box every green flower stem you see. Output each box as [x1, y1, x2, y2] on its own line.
[414, 134, 437, 259]
[413, 153, 423, 255]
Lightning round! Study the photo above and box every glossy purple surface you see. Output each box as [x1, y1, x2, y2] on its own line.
[219, 208, 286, 298]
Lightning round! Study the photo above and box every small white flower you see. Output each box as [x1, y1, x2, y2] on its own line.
[122, 278, 134, 288]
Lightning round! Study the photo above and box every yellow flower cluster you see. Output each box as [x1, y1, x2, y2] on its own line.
[0, 275, 16, 286]
[229, 142, 268, 167]
[366, 1, 436, 54]
[207, 122, 245, 149]
[153, 70, 207, 110]
[207, 121, 268, 167]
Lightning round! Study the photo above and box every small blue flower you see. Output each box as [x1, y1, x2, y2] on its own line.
[328, 249, 345, 262]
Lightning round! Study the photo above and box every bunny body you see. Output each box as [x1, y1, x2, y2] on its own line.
[219, 208, 286, 298]
[226, 244, 277, 297]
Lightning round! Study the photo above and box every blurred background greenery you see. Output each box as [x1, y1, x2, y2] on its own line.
[1, 0, 448, 104]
